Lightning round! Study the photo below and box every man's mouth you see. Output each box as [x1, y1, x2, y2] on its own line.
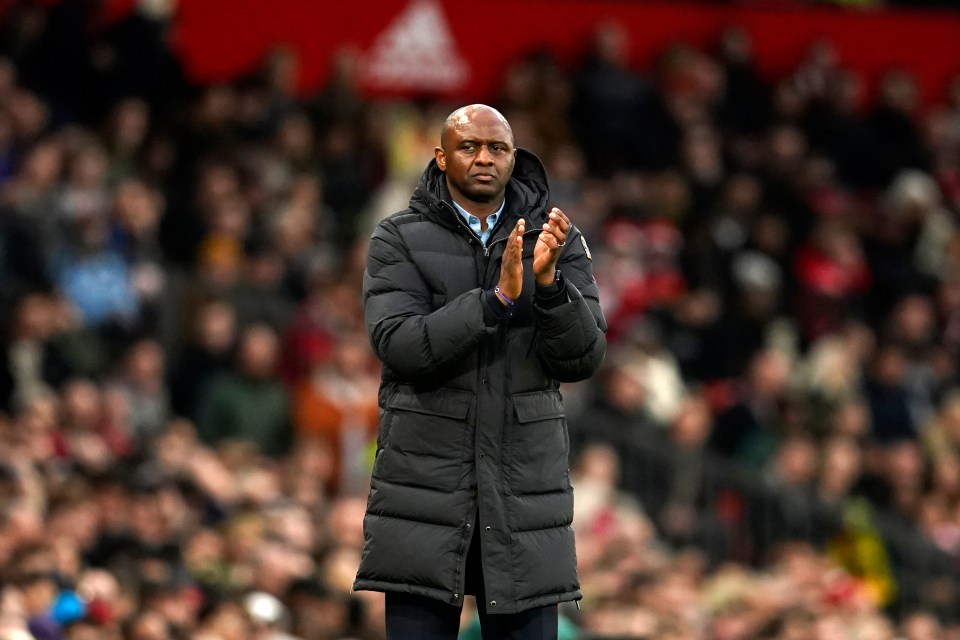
[473, 174, 495, 183]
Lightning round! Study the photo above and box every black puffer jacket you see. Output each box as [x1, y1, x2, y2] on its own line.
[353, 149, 606, 614]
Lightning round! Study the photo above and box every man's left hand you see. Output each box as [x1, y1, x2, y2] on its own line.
[533, 207, 570, 285]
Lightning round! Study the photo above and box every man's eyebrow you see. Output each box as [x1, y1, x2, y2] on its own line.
[457, 137, 511, 145]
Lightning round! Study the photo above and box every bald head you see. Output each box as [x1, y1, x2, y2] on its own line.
[435, 104, 516, 210]
[440, 104, 513, 150]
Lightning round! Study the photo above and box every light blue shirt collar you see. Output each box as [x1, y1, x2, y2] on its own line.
[452, 199, 506, 246]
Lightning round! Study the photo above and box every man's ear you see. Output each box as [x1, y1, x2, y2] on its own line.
[435, 146, 446, 171]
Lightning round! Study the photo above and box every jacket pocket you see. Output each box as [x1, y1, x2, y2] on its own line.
[375, 386, 473, 492]
[504, 390, 570, 495]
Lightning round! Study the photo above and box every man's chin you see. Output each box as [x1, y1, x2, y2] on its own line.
[464, 186, 502, 203]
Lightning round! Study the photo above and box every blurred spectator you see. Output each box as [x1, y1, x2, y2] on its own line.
[196, 324, 291, 456]
[232, 241, 296, 332]
[922, 389, 960, 459]
[863, 344, 918, 443]
[657, 393, 736, 565]
[285, 577, 353, 640]
[870, 70, 930, 188]
[572, 20, 672, 175]
[108, 338, 170, 445]
[58, 139, 109, 225]
[169, 299, 237, 421]
[292, 333, 378, 495]
[793, 218, 872, 342]
[0, 294, 70, 413]
[54, 378, 128, 473]
[52, 212, 139, 333]
[568, 348, 662, 456]
[716, 26, 770, 137]
[710, 348, 793, 469]
[279, 274, 364, 385]
[826, 498, 897, 608]
[901, 610, 943, 640]
[818, 435, 864, 509]
[3, 137, 64, 259]
[761, 435, 822, 544]
[109, 178, 167, 314]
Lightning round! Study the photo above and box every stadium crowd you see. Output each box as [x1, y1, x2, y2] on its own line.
[2, 1, 960, 639]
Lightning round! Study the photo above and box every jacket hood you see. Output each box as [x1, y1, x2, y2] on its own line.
[408, 148, 550, 230]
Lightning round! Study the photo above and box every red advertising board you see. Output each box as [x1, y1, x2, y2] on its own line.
[172, 0, 960, 104]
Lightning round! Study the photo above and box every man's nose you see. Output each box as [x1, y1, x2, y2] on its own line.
[475, 144, 493, 164]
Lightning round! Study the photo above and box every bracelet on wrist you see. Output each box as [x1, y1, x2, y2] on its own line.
[494, 286, 516, 307]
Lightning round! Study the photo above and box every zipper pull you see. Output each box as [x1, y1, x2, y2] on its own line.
[484, 245, 490, 257]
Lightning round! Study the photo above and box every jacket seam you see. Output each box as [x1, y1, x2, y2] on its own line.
[510, 522, 573, 534]
[510, 487, 570, 497]
[368, 510, 464, 529]
[372, 476, 470, 494]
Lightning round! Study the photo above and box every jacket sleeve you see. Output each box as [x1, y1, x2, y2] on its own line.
[363, 219, 498, 381]
[532, 225, 607, 382]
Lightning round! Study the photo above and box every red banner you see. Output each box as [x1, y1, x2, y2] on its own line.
[172, 0, 960, 104]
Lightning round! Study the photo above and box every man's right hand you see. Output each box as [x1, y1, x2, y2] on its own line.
[497, 219, 525, 303]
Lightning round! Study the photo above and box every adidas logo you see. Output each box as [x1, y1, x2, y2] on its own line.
[362, 0, 469, 92]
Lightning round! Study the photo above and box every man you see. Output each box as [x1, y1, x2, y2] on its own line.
[353, 104, 606, 639]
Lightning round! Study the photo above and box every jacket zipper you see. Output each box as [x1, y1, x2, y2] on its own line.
[441, 200, 541, 261]
[441, 202, 488, 600]
[483, 225, 541, 258]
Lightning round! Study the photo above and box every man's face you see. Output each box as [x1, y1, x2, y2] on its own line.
[436, 108, 516, 205]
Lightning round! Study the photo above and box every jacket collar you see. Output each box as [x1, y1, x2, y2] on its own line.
[409, 148, 551, 238]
